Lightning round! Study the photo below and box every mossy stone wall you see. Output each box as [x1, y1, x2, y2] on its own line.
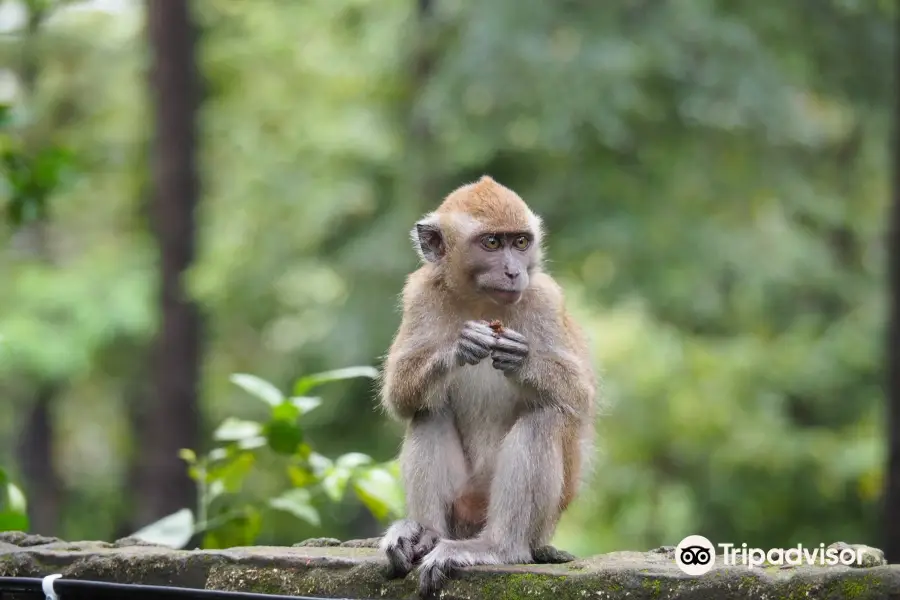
[1, 533, 897, 599]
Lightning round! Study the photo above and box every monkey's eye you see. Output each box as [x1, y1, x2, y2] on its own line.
[513, 235, 530, 250]
[482, 235, 502, 250]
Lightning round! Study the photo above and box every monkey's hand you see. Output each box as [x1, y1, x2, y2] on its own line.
[531, 545, 577, 563]
[455, 320, 496, 366]
[490, 327, 529, 374]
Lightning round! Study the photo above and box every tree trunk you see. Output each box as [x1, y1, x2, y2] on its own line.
[135, 0, 203, 527]
[15, 384, 62, 535]
[13, 4, 64, 538]
[884, 30, 900, 563]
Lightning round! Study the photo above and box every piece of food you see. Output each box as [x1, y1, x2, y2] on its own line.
[488, 319, 504, 335]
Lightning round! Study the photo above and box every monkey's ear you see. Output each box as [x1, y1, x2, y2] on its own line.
[411, 219, 445, 263]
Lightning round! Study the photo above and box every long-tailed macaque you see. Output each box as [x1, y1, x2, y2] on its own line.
[378, 176, 597, 596]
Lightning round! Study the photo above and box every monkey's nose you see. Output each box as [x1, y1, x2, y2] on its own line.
[504, 270, 520, 281]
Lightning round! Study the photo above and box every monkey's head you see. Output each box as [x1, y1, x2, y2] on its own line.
[411, 176, 544, 306]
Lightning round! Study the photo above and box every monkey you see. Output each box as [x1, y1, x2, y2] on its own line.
[377, 175, 597, 596]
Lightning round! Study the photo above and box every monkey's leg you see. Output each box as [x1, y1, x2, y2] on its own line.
[417, 410, 564, 596]
[380, 410, 468, 578]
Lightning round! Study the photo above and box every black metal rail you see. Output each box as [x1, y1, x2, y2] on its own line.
[0, 577, 372, 600]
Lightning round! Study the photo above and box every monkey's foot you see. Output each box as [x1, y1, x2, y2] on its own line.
[379, 519, 441, 578]
[531, 545, 576, 563]
[417, 538, 528, 597]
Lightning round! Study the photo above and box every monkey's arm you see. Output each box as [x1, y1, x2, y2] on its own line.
[382, 318, 498, 419]
[380, 322, 453, 420]
[515, 324, 595, 415]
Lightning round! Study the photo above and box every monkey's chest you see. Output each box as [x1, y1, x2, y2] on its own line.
[447, 361, 522, 476]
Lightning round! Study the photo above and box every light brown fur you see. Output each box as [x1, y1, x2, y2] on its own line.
[379, 176, 596, 594]
[436, 175, 537, 233]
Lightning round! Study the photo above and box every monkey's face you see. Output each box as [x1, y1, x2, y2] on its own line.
[466, 231, 535, 305]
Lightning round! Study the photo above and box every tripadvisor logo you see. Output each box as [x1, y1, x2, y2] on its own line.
[674, 535, 867, 576]
[675, 535, 716, 575]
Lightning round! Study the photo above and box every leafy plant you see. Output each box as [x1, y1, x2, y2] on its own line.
[0, 102, 77, 227]
[130, 366, 403, 549]
[0, 335, 30, 534]
[0, 467, 29, 533]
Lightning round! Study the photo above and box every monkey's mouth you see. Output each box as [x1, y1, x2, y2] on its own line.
[484, 287, 523, 305]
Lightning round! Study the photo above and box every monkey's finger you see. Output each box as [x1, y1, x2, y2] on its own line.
[463, 321, 496, 337]
[461, 338, 492, 357]
[469, 320, 502, 338]
[493, 337, 528, 356]
[491, 358, 520, 372]
[457, 347, 487, 365]
[491, 350, 524, 364]
[456, 353, 481, 367]
[499, 328, 528, 345]
[460, 329, 496, 350]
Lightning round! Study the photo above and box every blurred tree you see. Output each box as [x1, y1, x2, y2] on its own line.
[138, 0, 203, 528]
[5, 0, 69, 536]
[884, 29, 900, 564]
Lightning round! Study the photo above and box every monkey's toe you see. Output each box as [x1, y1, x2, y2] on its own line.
[386, 543, 415, 577]
[412, 528, 440, 560]
[418, 560, 450, 598]
[381, 519, 426, 578]
[532, 545, 576, 564]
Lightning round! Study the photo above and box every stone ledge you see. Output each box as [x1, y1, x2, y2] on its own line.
[0, 532, 897, 599]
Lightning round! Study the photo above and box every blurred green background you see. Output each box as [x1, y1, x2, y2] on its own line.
[0, 0, 896, 559]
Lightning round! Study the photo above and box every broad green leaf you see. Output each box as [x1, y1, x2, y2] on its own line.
[202, 507, 261, 550]
[237, 435, 267, 450]
[178, 448, 197, 464]
[207, 479, 226, 502]
[0, 510, 28, 532]
[213, 417, 263, 441]
[264, 418, 304, 455]
[293, 366, 378, 396]
[336, 452, 373, 470]
[287, 465, 317, 488]
[353, 467, 404, 522]
[208, 452, 255, 494]
[294, 444, 313, 461]
[321, 467, 351, 502]
[187, 465, 204, 482]
[130, 509, 195, 549]
[308, 452, 333, 476]
[0, 477, 29, 532]
[5, 482, 27, 515]
[269, 489, 321, 527]
[230, 373, 284, 406]
[290, 396, 323, 415]
[271, 401, 300, 423]
[207, 448, 228, 462]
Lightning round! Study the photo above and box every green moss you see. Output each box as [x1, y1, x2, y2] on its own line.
[839, 574, 880, 599]
[640, 577, 662, 598]
[476, 572, 570, 600]
[781, 581, 815, 600]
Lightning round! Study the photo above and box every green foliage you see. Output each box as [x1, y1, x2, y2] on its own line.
[131, 368, 402, 549]
[0, 334, 29, 534]
[0, 0, 891, 554]
[0, 468, 29, 533]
